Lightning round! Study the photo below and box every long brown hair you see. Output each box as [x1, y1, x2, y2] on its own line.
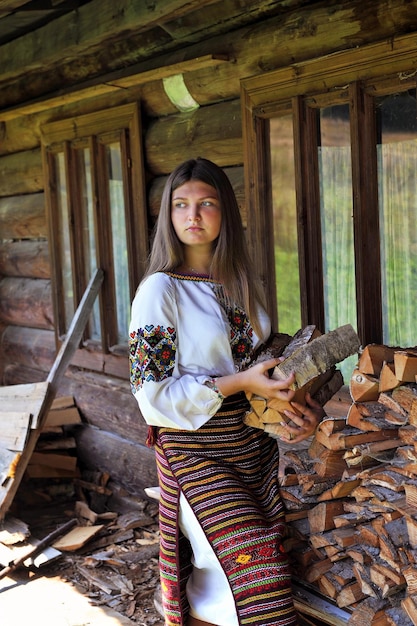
[143, 157, 267, 337]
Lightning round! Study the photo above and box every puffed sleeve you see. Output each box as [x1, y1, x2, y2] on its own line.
[129, 273, 224, 430]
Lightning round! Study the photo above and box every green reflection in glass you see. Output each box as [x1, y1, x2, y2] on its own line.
[270, 116, 301, 335]
[377, 89, 417, 347]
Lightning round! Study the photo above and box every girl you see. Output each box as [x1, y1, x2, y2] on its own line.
[129, 157, 324, 626]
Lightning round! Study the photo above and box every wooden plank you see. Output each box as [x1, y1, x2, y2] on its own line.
[44, 406, 81, 428]
[0, 539, 61, 569]
[0, 515, 29, 545]
[52, 525, 104, 551]
[0, 411, 31, 451]
[0, 382, 49, 427]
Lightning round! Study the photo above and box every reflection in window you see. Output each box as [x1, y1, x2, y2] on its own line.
[319, 105, 357, 378]
[270, 116, 301, 335]
[55, 152, 74, 329]
[377, 90, 417, 347]
[80, 147, 101, 341]
[107, 143, 130, 344]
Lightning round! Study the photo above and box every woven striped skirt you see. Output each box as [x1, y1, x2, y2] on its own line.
[154, 393, 298, 626]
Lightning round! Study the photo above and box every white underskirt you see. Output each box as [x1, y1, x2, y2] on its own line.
[178, 492, 239, 626]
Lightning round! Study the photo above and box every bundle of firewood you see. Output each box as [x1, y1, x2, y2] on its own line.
[244, 324, 360, 438]
[280, 343, 417, 626]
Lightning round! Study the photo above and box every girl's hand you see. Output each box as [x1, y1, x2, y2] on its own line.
[279, 392, 326, 444]
[215, 358, 296, 403]
[242, 358, 297, 402]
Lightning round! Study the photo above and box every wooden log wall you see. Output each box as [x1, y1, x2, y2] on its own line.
[2, 0, 417, 496]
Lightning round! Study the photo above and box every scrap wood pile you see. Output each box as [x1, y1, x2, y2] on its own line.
[0, 396, 163, 625]
[278, 342, 417, 626]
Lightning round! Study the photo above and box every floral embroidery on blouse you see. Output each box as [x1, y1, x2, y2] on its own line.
[229, 305, 254, 367]
[212, 284, 255, 369]
[129, 324, 176, 393]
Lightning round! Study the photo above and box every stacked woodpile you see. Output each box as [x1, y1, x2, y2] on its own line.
[279, 344, 417, 626]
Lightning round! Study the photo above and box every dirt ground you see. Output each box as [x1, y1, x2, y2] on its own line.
[0, 475, 165, 626]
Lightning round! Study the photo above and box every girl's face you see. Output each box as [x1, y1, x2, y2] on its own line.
[171, 180, 222, 249]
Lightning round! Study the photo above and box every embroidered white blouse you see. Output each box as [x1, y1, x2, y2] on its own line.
[129, 271, 271, 431]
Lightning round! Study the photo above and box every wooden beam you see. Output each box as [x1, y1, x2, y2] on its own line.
[293, 96, 325, 330]
[350, 83, 382, 345]
[0, 0, 221, 82]
[0, 54, 230, 122]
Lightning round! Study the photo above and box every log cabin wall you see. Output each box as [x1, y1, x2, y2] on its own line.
[1, 0, 417, 495]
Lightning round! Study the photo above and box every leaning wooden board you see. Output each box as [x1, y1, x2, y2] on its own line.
[0, 269, 103, 520]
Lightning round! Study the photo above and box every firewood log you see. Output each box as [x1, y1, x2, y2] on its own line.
[358, 344, 396, 377]
[347, 597, 391, 626]
[316, 416, 346, 436]
[392, 385, 417, 414]
[402, 565, 417, 594]
[379, 362, 401, 393]
[336, 580, 367, 607]
[352, 562, 378, 598]
[271, 324, 360, 391]
[346, 401, 389, 431]
[307, 500, 345, 533]
[314, 425, 396, 451]
[402, 594, 417, 625]
[350, 369, 380, 402]
[394, 351, 417, 383]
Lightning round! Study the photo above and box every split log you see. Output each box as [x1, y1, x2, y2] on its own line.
[336, 580, 367, 607]
[317, 477, 362, 501]
[391, 386, 417, 414]
[370, 561, 405, 587]
[245, 325, 347, 432]
[271, 324, 360, 391]
[405, 483, 417, 508]
[352, 562, 378, 598]
[316, 417, 346, 436]
[307, 501, 346, 533]
[309, 440, 350, 477]
[314, 425, 397, 451]
[347, 597, 392, 626]
[344, 439, 402, 467]
[358, 344, 396, 377]
[402, 565, 417, 594]
[350, 369, 380, 402]
[402, 594, 417, 625]
[346, 401, 389, 431]
[379, 391, 408, 417]
[379, 362, 401, 393]
[394, 351, 417, 383]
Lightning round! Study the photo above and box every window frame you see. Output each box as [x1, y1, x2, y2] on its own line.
[241, 33, 417, 345]
[41, 102, 148, 363]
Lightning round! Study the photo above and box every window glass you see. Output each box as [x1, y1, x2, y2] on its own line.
[107, 142, 130, 344]
[377, 89, 417, 347]
[55, 151, 74, 329]
[80, 147, 101, 341]
[319, 104, 357, 379]
[42, 103, 147, 357]
[270, 116, 301, 335]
